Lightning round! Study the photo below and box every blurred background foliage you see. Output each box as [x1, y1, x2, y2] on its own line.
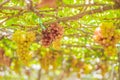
[0, 0, 120, 80]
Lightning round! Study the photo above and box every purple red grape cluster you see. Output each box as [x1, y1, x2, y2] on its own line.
[41, 23, 64, 47]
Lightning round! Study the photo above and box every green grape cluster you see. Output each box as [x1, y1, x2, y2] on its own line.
[40, 51, 61, 71]
[66, 56, 93, 78]
[12, 30, 36, 64]
[49, 51, 61, 70]
[40, 55, 50, 72]
[94, 22, 120, 56]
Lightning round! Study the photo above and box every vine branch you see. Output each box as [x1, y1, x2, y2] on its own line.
[0, 0, 10, 7]
[44, 5, 120, 25]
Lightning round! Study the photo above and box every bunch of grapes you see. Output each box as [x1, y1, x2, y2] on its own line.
[41, 29, 53, 47]
[40, 54, 50, 72]
[68, 57, 92, 73]
[40, 51, 61, 71]
[41, 23, 64, 47]
[93, 22, 120, 55]
[12, 30, 36, 64]
[66, 57, 93, 78]
[49, 23, 64, 39]
[12, 59, 21, 73]
[49, 51, 61, 70]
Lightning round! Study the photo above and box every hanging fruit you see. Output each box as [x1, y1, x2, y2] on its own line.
[12, 30, 36, 64]
[93, 22, 120, 56]
[40, 54, 50, 72]
[40, 50, 61, 71]
[49, 23, 64, 40]
[12, 59, 21, 73]
[83, 64, 93, 74]
[41, 29, 53, 47]
[41, 23, 64, 47]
